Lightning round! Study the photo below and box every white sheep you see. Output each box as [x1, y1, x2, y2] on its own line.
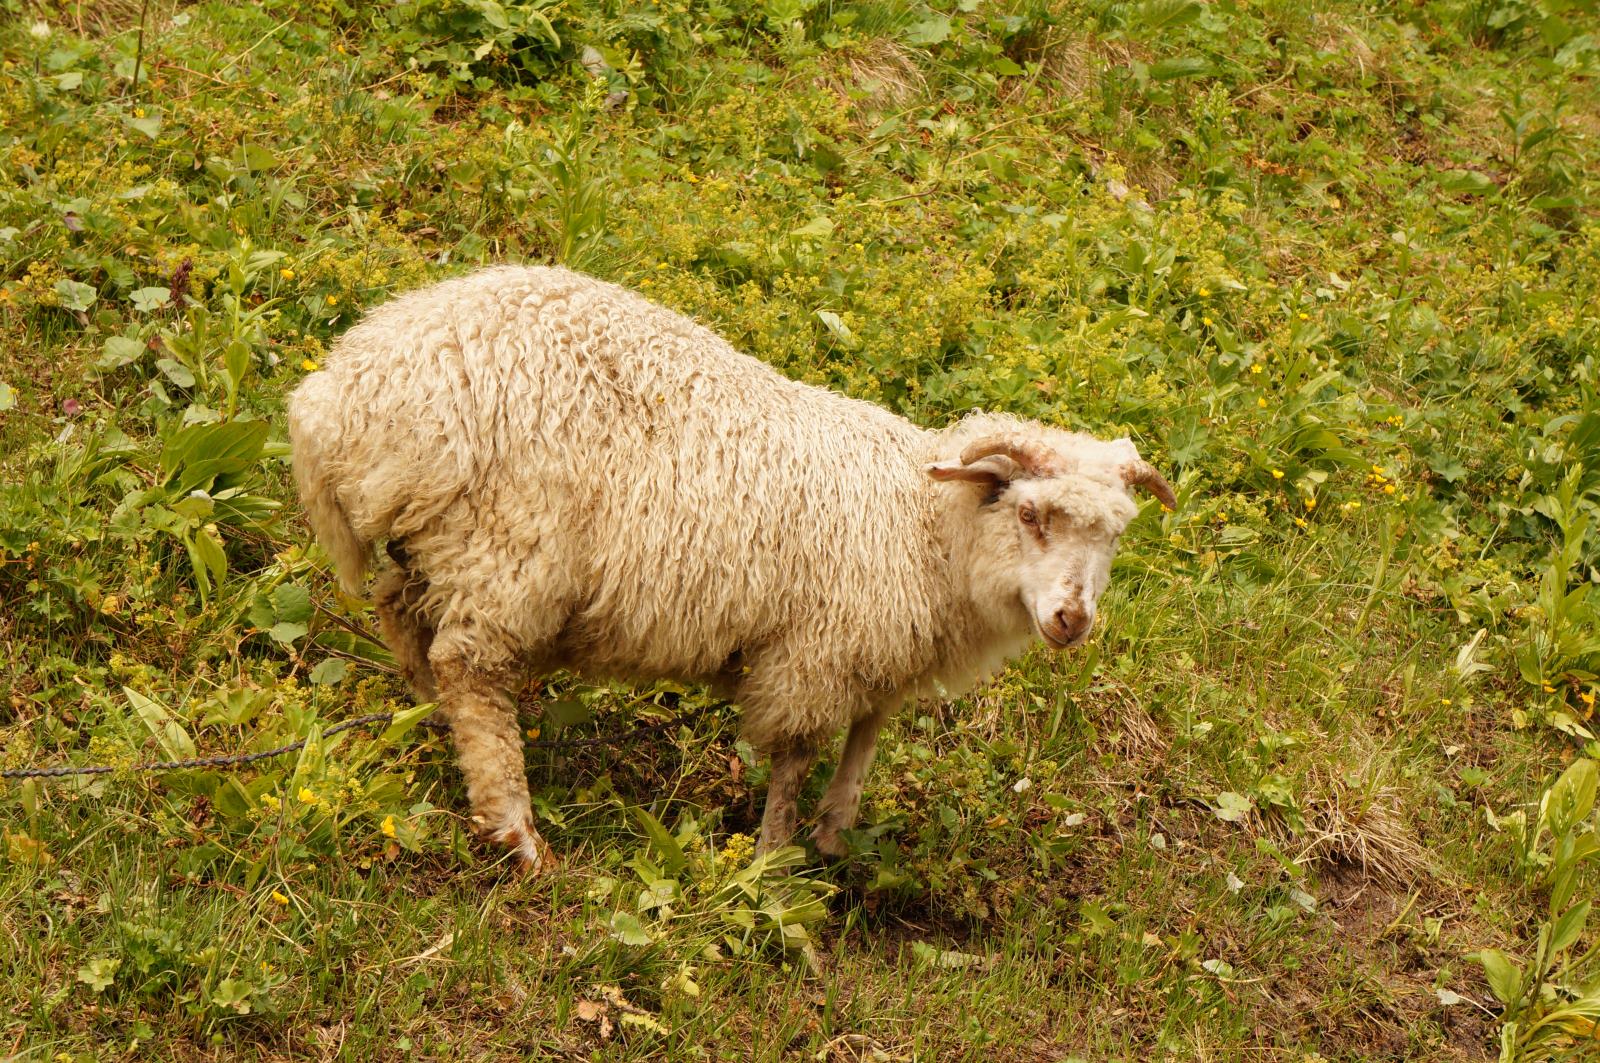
[286, 265, 1174, 871]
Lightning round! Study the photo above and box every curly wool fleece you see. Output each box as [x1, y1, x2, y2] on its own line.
[287, 265, 1171, 869]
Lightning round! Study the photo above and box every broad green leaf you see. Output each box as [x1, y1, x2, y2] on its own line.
[191, 524, 227, 591]
[1549, 900, 1590, 954]
[379, 701, 440, 744]
[272, 584, 314, 624]
[903, 15, 950, 46]
[77, 957, 120, 993]
[1544, 759, 1598, 834]
[633, 807, 688, 875]
[268, 622, 308, 645]
[130, 286, 171, 312]
[125, 113, 162, 139]
[1213, 791, 1253, 822]
[1133, 0, 1202, 31]
[124, 686, 197, 760]
[309, 658, 349, 685]
[158, 358, 197, 389]
[55, 279, 97, 312]
[1474, 948, 1523, 1006]
[1149, 56, 1212, 80]
[789, 216, 834, 241]
[224, 340, 251, 392]
[161, 419, 270, 493]
[0, 381, 13, 411]
[98, 336, 145, 369]
[544, 698, 592, 727]
[815, 309, 856, 347]
[608, 910, 654, 946]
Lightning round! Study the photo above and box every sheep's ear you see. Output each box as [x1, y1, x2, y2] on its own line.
[1108, 437, 1142, 463]
[926, 455, 1022, 486]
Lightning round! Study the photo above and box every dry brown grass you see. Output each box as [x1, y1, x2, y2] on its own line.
[817, 38, 928, 115]
[1280, 758, 1429, 889]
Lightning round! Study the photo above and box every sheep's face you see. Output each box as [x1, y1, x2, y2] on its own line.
[928, 433, 1176, 649]
[1006, 476, 1137, 647]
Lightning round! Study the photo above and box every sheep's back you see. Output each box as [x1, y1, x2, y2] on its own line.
[304, 266, 944, 684]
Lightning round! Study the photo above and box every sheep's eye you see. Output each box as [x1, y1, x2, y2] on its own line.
[1018, 505, 1038, 526]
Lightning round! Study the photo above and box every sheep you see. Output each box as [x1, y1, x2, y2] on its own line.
[286, 265, 1175, 872]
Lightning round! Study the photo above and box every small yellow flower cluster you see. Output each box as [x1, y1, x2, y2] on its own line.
[718, 831, 755, 867]
[1366, 464, 1403, 497]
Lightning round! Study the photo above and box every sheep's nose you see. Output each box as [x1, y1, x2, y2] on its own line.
[1053, 604, 1091, 645]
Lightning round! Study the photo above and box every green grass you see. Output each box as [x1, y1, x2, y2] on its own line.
[4, 0, 1600, 1059]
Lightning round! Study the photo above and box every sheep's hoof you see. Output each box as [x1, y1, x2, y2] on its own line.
[488, 821, 555, 875]
[811, 826, 848, 860]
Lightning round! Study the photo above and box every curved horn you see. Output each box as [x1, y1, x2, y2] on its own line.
[959, 436, 1062, 478]
[1123, 460, 1177, 510]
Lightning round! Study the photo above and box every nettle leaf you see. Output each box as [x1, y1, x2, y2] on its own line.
[272, 584, 313, 624]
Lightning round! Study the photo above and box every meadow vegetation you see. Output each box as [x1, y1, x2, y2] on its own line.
[3, 0, 1600, 1058]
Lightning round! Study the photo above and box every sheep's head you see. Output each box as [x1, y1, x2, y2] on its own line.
[927, 434, 1175, 649]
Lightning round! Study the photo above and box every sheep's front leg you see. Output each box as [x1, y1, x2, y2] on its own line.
[811, 706, 891, 858]
[756, 740, 817, 855]
[373, 563, 436, 701]
[431, 653, 551, 873]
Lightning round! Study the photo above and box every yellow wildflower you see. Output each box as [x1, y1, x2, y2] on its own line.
[1293, 517, 1307, 528]
[301, 358, 319, 372]
[1271, 468, 1284, 479]
[326, 294, 338, 305]
[270, 890, 289, 905]
[381, 814, 397, 838]
[297, 787, 318, 805]
[261, 794, 280, 811]
[1258, 397, 1268, 408]
[1297, 312, 1310, 321]
[1203, 316, 1214, 327]
[280, 268, 295, 281]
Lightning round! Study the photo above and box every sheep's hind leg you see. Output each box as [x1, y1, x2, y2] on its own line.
[372, 562, 436, 701]
[430, 647, 551, 873]
[811, 705, 892, 859]
[756, 739, 818, 855]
